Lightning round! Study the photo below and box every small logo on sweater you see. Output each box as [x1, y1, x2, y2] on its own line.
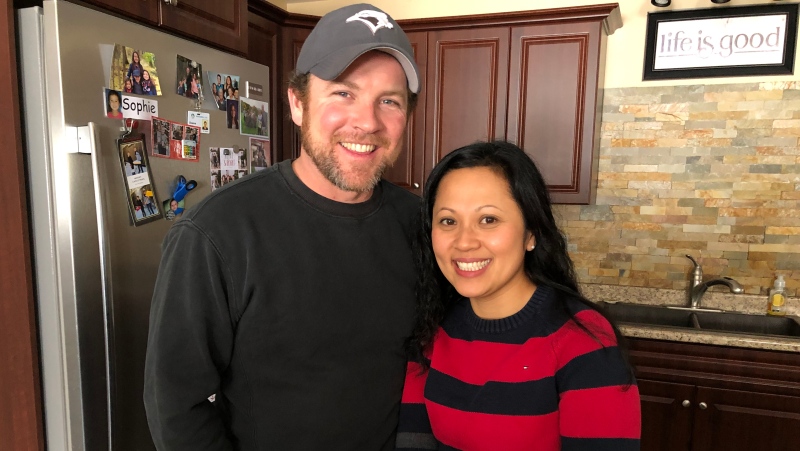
[346, 10, 394, 35]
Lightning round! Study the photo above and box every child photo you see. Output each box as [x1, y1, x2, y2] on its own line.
[176, 55, 203, 99]
[105, 89, 123, 119]
[109, 44, 161, 96]
[239, 97, 269, 138]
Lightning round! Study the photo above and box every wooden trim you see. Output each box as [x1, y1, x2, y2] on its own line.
[0, 0, 45, 449]
[398, 3, 621, 33]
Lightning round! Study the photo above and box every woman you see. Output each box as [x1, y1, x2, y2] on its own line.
[224, 75, 233, 97]
[397, 141, 640, 451]
[126, 50, 143, 80]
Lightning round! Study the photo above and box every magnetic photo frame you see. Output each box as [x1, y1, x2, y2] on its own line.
[116, 132, 163, 225]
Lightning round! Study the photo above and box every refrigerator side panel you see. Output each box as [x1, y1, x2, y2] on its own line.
[52, 2, 271, 450]
[19, 4, 88, 451]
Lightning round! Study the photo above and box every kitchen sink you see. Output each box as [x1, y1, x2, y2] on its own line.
[693, 311, 800, 336]
[596, 301, 800, 338]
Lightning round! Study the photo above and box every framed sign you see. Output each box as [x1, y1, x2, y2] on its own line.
[643, 4, 798, 81]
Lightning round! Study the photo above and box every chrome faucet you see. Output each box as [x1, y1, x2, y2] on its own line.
[686, 255, 744, 309]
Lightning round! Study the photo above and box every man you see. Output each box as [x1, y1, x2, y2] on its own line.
[144, 3, 421, 450]
[131, 68, 144, 95]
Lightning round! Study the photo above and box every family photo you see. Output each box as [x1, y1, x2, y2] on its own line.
[109, 44, 161, 96]
[207, 71, 240, 111]
[239, 97, 269, 138]
[176, 55, 203, 99]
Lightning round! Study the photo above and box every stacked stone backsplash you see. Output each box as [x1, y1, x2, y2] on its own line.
[554, 81, 800, 297]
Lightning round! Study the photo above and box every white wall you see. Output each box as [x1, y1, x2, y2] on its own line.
[282, 0, 800, 88]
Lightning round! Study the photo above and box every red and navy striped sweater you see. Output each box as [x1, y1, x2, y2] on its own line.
[396, 285, 641, 451]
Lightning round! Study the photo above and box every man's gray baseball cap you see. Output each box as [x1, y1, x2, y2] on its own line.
[296, 3, 420, 94]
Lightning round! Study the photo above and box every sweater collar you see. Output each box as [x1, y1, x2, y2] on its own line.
[277, 159, 384, 218]
[462, 285, 553, 334]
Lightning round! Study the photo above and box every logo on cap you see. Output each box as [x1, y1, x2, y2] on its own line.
[345, 10, 393, 35]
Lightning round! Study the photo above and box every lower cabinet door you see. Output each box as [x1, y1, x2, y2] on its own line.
[639, 379, 695, 451]
[691, 386, 800, 451]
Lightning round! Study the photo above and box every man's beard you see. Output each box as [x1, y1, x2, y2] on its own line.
[300, 113, 396, 193]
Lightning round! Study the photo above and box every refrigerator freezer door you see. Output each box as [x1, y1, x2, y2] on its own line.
[20, 2, 270, 450]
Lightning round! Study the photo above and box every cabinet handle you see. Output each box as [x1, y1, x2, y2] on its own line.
[163, 0, 178, 6]
[681, 400, 691, 408]
[413, 183, 420, 189]
[699, 402, 708, 410]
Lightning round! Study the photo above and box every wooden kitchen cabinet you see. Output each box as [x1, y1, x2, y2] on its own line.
[630, 338, 800, 451]
[277, 23, 313, 161]
[383, 30, 427, 195]
[638, 379, 694, 451]
[508, 21, 607, 204]
[77, 0, 248, 55]
[159, 0, 248, 55]
[395, 4, 621, 203]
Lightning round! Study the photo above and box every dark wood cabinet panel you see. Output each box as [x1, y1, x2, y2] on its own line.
[508, 21, 604, 204]
[159, 0, 248, 55]
[277, 25, 312, 162]
[74, 0, 247, 54]
[638, 379, 695, 451]
[691, 387, 800, 451]
[79, 0, 158, 24]
[423, 27, 509, 176]
[384, 30, 427, 194]
[247, 12, 279, 164]
[630, 338, 800, 451]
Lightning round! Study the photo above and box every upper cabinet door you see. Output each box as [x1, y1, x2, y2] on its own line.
[81, 0, 159, 24]
[507, 21, 605, 205]
[384, 30, 427, 194]
[159, 0, 248, 55]
[424, 27, 509, 176]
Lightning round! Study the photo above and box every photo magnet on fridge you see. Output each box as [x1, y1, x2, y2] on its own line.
[210, 147, 248, 191]
[239, 97, 269, 138]
[109, 44, 161, 96]
[207, 71, 240, 111]
[116, 132, 163, 225]
[176, 55, 203, 100]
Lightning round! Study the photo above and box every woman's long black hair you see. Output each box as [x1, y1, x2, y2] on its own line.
[407, 141, 628, 369]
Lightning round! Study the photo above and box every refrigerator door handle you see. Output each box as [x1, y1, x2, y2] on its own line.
[85, 122, 117, 449]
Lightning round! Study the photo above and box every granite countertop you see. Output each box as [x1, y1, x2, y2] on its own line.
[582, 284, 800, 353]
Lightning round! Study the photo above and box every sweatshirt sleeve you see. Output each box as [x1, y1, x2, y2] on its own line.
[143, 221, 236, 450]
[395, 361, 437, 451]
[555, 310, 641, 451]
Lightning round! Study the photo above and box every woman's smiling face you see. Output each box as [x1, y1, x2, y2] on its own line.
[431, 166, 535, 312]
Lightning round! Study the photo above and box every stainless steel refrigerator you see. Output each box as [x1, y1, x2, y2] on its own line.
[19, 2, 270, 449]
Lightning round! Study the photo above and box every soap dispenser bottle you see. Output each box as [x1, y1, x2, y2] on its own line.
[767, 275, 786, 316]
